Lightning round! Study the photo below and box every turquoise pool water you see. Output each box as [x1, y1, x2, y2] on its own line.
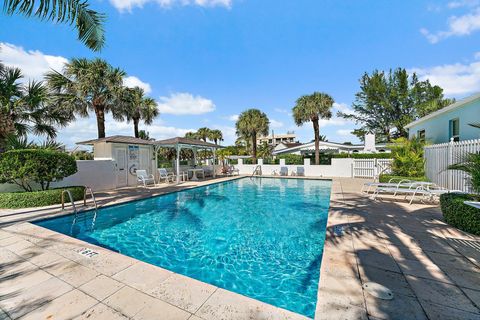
[36, 177, 331, 318]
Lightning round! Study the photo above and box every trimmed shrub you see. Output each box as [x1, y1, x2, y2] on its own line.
[440, 193, 480, 236]
[0, 186, 85, 209]
[0, 149, 77, 191]
[378, 175, 427, 183]
[277, 154, 304, 165]
[389, 137, 425, 177]
[331, 153, 393, 159]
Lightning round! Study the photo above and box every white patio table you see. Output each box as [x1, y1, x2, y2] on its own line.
[188, 168, 205, 181]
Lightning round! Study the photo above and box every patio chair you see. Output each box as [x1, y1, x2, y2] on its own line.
[280, 167, 288, 176]
[136, 170, 156, 188]
[296, 167, 305, 176]
[370, 182, 455, 205]
[157, 168, 175, 184]
[362, 178, 413, 194]
[226, 166, 239, 176]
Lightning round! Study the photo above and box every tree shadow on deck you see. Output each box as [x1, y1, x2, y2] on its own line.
[322, 190, 480, 319]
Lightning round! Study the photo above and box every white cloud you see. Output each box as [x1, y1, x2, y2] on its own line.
[225, 114, 239, 121]
[333, 102, 352, 114]
[156, 92, 216, 115]
[448, 0, 479, 8]
[110, 0, 231, 13]
[0, 42, 67, 81]
[269, 119, 284, 129]
[410, 56, 480, 96]
[123, 76, 152, 94]
[336, 129, 353, 136]
[421, 7, 480, 43]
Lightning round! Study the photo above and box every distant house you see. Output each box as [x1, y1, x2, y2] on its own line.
[405, 92, 480, 144]
[257, 132, 297, 147]
[272, 135, 389, 156]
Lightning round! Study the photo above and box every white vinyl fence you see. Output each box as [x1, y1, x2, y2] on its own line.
[352, 159, 392, 178]
[424, 139, 480, 192]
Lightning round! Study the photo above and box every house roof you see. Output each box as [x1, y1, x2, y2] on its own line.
[281, 142, 303, 148]
[154, 137, 223, 148]
[272, 140, 388, 155]
[77, 135, 156, 146]
[405, 92, 480, 129]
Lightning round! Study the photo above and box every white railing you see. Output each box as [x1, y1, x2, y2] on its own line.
[352, 159, 392, 179]
[424, 139, 480, 192]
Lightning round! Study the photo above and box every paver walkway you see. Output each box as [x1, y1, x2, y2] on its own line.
[0, 177, 479, 319]
[316, 178, 480, 320]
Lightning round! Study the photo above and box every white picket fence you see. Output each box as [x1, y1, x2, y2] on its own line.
[352, 159, 393, 179]
[424, 139, 480, 192]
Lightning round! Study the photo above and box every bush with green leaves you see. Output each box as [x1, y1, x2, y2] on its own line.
[388, 137, 425, 177]
[0, 186, 85, 209]
[379, 175, 428, 183]
[440, 193, 480, 236]
[0, 149, 77, 191]
[331, 153, 393, 159]
[276, 154, 304, 165]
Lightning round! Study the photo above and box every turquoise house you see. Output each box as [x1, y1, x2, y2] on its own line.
[406, 92, 480, 144]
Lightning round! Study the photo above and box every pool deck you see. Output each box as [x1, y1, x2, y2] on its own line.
[0, 176, 479, 319]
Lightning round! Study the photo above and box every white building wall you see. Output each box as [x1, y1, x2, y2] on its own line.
[53, 160, 116, 191]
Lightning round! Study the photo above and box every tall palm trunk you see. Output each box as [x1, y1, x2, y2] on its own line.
[133, 117, 140, 138]
[94, 105, 106, 138]
[252, 134, 257, 164]
[0, 113, 15, 149]
[312, 119, 320, 165]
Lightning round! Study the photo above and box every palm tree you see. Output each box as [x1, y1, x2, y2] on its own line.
[209, 129, 223, 145]
[235, 109, 269, 164]
[3, 0, 105, 51]
[119, 87, 158, 138]
[0, 63, 72, 149]
[196, 127, 212, 142]
[185, 131, 199, 139]
[292, 92, 334, 165]
[46, 58, 125, 138]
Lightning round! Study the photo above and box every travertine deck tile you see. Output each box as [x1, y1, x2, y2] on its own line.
[113, 261, 172, 292]
[1, 277, 72, 319]
[19, 289, 98, 320]
[397, 258, 453, 283]
[79, 274, 125, 301]
[132, 299, 191, 320]
[363, 292, 427, 320]
[148, 273, 217, 313]
[73, 303, 129, 320]
[358, 265, 416, 297]
[419, 301, 480, 320]
[196, 288, 308, 320]
[103, 286, 155, 318]
[314, 303, 368, 320]
[406, 275, 479, 313]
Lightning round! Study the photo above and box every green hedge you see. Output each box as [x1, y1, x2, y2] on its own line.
[0, 186, 85, 209]
[331, 153, 393, 159]
[378, 175, 427, 183]
[440, 193, 480, 236]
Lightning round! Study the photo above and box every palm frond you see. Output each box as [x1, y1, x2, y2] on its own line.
[3, 0, 105, 51]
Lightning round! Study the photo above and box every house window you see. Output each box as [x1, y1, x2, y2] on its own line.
[417, 129, 426, 142]
[449, 118, 460, 142]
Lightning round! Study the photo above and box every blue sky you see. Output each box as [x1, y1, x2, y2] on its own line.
[1, 0, 480, 147]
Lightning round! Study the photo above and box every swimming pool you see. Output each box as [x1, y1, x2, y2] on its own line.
[36, 177, 331, 318]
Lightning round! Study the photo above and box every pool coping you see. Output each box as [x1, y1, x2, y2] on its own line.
[0, 175, 336, 320]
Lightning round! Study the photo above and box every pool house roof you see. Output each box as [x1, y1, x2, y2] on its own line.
[77, 135, 155, 146]
[153, 137, 223, 149]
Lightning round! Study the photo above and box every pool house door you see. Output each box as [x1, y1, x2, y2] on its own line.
[115, 148, 128, 188]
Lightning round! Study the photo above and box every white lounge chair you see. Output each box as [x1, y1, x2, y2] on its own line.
[157, 168, 175, 184]
[280, 167, 288, 176]
[371, 182, 460, 205]
[362, 178, 413, 194]
[296, 167, 305, 176]
[226, 166, 239, 176]
[136, 169, 156, 188]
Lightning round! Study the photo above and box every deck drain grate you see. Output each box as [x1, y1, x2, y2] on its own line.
[363, 282, 394, 300]
[75, 247, 99, 258]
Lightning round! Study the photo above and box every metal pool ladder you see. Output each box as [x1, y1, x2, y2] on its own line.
[83, 186, 98, 210]
[251, 165, 262, 177]
[61, 189, 77, 213]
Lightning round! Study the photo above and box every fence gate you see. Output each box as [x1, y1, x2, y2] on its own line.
[353, 159, 392, 179]
[424, 139, 480, 192]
